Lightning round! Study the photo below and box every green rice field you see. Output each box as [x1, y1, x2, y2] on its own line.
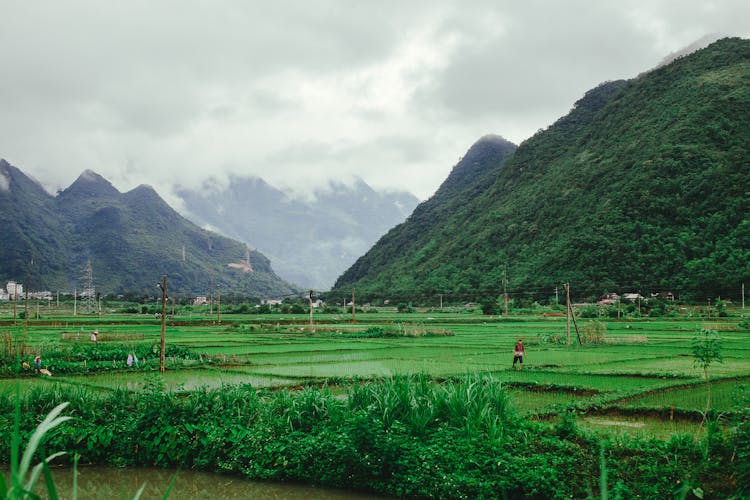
[2, 307, 750, 439]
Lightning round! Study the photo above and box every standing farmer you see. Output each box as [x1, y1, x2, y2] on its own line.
[512, 339, 525, 370]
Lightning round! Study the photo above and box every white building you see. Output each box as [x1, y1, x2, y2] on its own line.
[623, 293, 644, 302]
[6, 281, 23, 299]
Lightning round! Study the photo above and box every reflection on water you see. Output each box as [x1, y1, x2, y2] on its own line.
[27, 466, 387, 500]
[0, 370, 298, 395]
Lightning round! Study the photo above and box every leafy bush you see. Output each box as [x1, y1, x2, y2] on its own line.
[735, 414, 750, 497]
[397, 303, 415, 313]
[583, 320, 607, 344]
[480, 297, 500, 315]
[0, 375, 744, 498]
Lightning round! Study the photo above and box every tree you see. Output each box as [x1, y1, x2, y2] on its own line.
[691, 328, 722, 438]
[480, 296, 501, 315]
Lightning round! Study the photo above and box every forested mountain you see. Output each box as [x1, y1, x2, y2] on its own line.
[0, 163, 298, 297]
[177, 176, 419, 290]
[332, 37, 750, 303]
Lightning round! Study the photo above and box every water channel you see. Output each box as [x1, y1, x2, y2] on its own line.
[7, 466, 387, 499]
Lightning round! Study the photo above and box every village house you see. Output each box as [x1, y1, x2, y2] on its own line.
[651, 291, 675, 301]
[597, 293, 621, 305]
[622, 293, 644, 302]
[6, 281, 23, 299]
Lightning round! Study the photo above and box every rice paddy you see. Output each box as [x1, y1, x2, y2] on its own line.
[2, 306, 749, 439]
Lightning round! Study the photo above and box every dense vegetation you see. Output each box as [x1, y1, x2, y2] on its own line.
[0, 164, 298, 297]
[1, 376, 746, 498]
[333, 38, 750, 303]
[1, 304, 749, 497]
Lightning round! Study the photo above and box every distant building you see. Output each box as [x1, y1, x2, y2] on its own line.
[262, 299, 282, 306]
[597, 293, 620, 305]
[651, 291, 675, 301]
[29, 291, 52, 300]
[623, 293, 644, 302]
[194, 296, 208, 305]
[6, 281, 22, 299]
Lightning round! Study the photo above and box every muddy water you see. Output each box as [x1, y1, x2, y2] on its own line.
[24, 466, 388, 499]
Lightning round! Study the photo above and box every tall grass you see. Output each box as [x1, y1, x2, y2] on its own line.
[1, 377, 745, 498]
[0, 384, 173, 500]
[1, 386, 71, 499]
[347, 373, 514, 438]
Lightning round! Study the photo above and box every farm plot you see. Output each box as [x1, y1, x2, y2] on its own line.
[614, 377, 750, 413]
[4, 310, 750, 436]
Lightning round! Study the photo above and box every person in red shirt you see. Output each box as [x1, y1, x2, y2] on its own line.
[512, 339, 524, 370]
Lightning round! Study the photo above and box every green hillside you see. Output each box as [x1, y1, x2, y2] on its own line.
[332, 37, 750, 303]
[0, 164, 299, 297]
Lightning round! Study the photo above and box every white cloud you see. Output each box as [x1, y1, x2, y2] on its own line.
[0, 0, 748, 202]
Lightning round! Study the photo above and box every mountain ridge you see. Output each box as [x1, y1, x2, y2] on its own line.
[0, 161, 298, 297]
[331, 37, 750, 302]
[177, 174, 419, 289]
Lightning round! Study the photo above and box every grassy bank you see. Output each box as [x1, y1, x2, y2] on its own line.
[1, 375, 747, 498]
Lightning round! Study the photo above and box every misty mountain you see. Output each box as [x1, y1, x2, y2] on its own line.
[0, 161, 298, 297]
[331, 37, 750, 302]
[177, 176, 419, 290]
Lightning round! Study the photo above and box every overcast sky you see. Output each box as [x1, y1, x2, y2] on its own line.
[1, 1, 748, 202]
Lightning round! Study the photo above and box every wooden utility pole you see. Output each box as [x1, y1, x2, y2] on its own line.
[308, 290, 314, 329]
[565, 283, 571, 345]
[707, 298, 711, 320]
[351, 288, 356, 322]
[159, 275, 167, 373]
[503, 267, 509, 317]
[570, 304, 583, 345]
[74, 288, 77, 317]
[564, 283, 582, 345]
[439, 294, 443, 311]
[209, 275, 214, 319]
[12, 287, 17, 325]
[217, 284, 221, 324]
[742, 283, 745, 310]
[24, 275, 29, 327]
[617, 300, 621, 320]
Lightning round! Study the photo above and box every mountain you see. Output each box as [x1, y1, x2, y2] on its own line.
[0, 161, 298, 297]
[331, 37, 750, 303]
[177, 176, 419, 290]
[0, 161, 73, 287]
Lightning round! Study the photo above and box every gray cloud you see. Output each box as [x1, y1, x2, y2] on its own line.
[0, 0, 748, 202]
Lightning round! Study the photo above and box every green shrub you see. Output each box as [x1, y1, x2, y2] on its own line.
[0, 376, 743, 498]
[397, 303, 415, 313]
[735, 415, 750, 496]
[583, 320, 607, 344]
